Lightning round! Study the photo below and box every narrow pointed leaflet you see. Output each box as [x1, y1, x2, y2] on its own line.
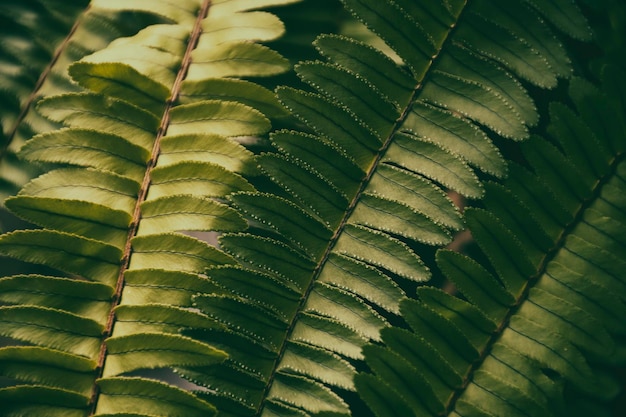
[0, 0, 295, 415]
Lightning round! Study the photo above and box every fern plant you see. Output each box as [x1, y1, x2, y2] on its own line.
[357, 67, 626, 417]
[0, 1, 167, 203]
[0, 0, 296, 415]
[0, 0, 624, 416]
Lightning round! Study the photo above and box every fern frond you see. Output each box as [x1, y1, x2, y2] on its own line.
[0, 0, 297, 415]
[0, 0, 86, 200]
[0, 0, 88, 136]
[0, 2, 166, 202]
[1, 1, 618, 416]
[357, 62, 626, 417]
[182, 0, 593, 416]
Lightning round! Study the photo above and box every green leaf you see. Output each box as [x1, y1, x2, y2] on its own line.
[521, 136, 593, 211]
[220, 234, 316, 291]
[341, 0, 438, 78]
[403, 100, 508, 177]
[504, 163, 574, 237]
[180, 78, 287, 119]
[519, 287, 613, 357]
[199, 11, 285, 44]
[279, 341, 356, 391]
[401, 298, 480, 367]
[472, 0, 571, 79]
[500, 315, 597, 395]
[137, 195, 246, 235]
[113, 304, 222, 336]
[383, 133, 483, 198]
[304, 282, 387, 341]
[523, 0, 593, 40]
[436, 250, 515, 323]
[15, 167, 139, 215]
[208, 0, 301, 15]
[548, 102, 610, 178]
[420, 70, 528, 139]
[434, 42, 540, 126]
[348, 193, 451, 245]
[0, 306, 103, 358]
[362, 344, 443, 415]
[0, 230, 121, 285]
[0, 275, 113, 321]
[194, 294, 289, 353]
[230, 191, 334, 258]
[37, 93, 159, 150]
[318, 253, 405, 314]
[455, 8, 555, 88]
[417, 287, 497, 350]
[380, 326, 464, 398]
[168, 101, 271, 137]
[333, 224, 429, 281]
[2, 2, 621, 417]
[482, 182, 555, 265]
[148, 161, 254, 200]
[259, 153, 350, 227]
[276, 87, 380, 167]
[354, 373, 417, 417]
[1, 2, 300, 416]
[122, 269, 219, 307]
[271, 130, 365, 193]
[189, 42, 290, 79]
[461, 369, 552, 417]
[0, 386, 89, 417]
[206, 265, 301, 320]
[90, 0, 200, 24]
[159, 133, 257, 175]
[69, 62, 170, 116]
[465, 208, 535, 296]
[373, 163, 463, 228]
[6, 197, 130, 249]
[296, 61, 400, 138]
[19, 128, 150, 183]
[266, 371, 350, 416]
[104, 333, 227, 376]
[0, 347, 96, 395]
[314, 34, 415, 107]
[291, 313, 367, 360]
[95, 377, 217, 417]
[130, 233, 235, 273]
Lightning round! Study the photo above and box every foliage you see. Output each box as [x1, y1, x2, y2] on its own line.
[0, 0, 624, 416]
[0, 1, 163, 200]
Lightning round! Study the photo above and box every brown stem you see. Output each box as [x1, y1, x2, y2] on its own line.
[88, 1, 212, 413]
[255, 4, 467, 416]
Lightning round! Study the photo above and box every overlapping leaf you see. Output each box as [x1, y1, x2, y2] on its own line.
[0, 1, 168, 203]
[0, 0, 88, 147]
[185, 0, 591, 416]
[0, 1, 617, 417]
[0, 0, 296, 415]
[357, 63, 626, 417]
